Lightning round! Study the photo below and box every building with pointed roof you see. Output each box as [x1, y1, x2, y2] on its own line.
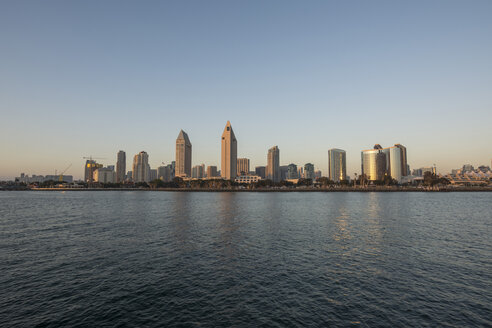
[221, 121, 237, 180]
[176, 130, 192, 177]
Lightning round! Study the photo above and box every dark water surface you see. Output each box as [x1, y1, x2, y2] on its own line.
[1, 191, 491, 327]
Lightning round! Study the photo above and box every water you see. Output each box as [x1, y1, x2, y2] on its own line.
[1, 191, 491, 327]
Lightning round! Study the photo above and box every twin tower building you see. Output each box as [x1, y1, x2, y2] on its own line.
[176, 121, 237, 179]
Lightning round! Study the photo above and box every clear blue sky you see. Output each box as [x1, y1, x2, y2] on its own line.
[1, 0, 491, 180]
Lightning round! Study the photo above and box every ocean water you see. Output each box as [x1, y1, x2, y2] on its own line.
[1, 191, 491, 327]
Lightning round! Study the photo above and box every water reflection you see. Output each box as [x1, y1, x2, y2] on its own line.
[170, 192, 193, 252]
[364, 192, 384, 257]
[217, 193, 242, 259]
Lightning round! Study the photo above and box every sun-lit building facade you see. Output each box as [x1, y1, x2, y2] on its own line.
[328, 148, 346, 182]
[361, 145, 387, 181]
[267, 146, 280, 182]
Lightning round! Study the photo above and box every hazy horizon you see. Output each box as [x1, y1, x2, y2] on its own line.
[1, 1, 491, 180]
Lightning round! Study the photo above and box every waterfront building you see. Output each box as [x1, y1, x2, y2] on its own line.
[192, 164, 205, 179]
[126, 171, 132, 181]
[94, 167, 116, 183]
[157, 165, 173, 182]
[207, 166, 218, 178]
[84, 160, 103, 183]
[287, 164, 298, 179]
[463, 164, 474, 172]
[413, 166, 436, 177]
[267, 146, 280, 182]
[382, 146, 403, 183]
[304, 163, 315, 180]
[149, 169, 157, 181]
[361, 144, 408, 182]
[176, 130, 192, 177]
[132, 151, 150, 182]
[382, 144, 408, 182]
[361, 145, 387, 181]
[315, 170, 322, 179]
[280, 165, 289, 181]
[237, 158, 250, 176]
[328, 148, 347, 182]
[221, 121, 237, 180]
[255, 166, 266, 179]
[478, 165, 491, 173]
[16, 174, 73, 184]
[297, 167, 304, 179]
[116, 151, 126, 183]
[235, 175, 262, 184]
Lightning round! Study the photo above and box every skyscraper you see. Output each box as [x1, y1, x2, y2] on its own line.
[192, 164, 205, 178]
[132, 151, 150, 182]
[157, 164, 173, 182]
[361, 145, 387, 181]
[255, 166, 266, 179]
[267, 146, 280, 182]
[361, 144, 408, 182]
[394, 144, 408, 176]
[328, 148, 346, 182]
[237, 158, 250, 176]
[287, 163, 298, 179]
[84, 160, 102, 183]
[221, 121, 237, 180]
[116, 150, 126, 183]
[176, 130, 192, 177]
[280, 165, 289, 181]
[304, 163, 315, 180]
[207, 166, 218, 178]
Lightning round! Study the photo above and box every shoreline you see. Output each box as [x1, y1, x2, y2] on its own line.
[9, 187, 492, 192]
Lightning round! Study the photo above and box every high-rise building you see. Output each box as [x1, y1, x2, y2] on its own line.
[361, 145, 387, 181]
[328, 148, 347, 182]
[297, 167, 304, 179]
[132, 151, 150, 182]
[267, 146, 280, 182]
[255, 166, 266, 179]
[149, 169, 157, 181]
[304, 163, 315, 180]
[157, 165, 173, 182]
[221, 121, 237, 180]
[116, 151, 126, 183]
[280, 165, 289, 181]
[394, 144, 408, 176]
[84, 160, 103, 183]
[176, 130, 192, 177]
[382, 144, 408, 183]
[237, 158, 250, 176]
[361, 144, 408, 182]
[192, 164, 205, 178]
[287, 164, 298, 179]
[207, 166, 218, 178]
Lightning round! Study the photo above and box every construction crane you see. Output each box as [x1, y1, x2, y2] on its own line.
[82, 156, 106, 186]
[58, 164, 72, 182]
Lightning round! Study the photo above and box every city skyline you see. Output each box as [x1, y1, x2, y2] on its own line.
[6, 123, 492, 180]
[1, 1, 492, 179]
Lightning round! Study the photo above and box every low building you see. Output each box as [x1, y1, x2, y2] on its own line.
[235, 175, 261, 184]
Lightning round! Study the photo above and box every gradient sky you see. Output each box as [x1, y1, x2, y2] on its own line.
[1, 0, 491, 180]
